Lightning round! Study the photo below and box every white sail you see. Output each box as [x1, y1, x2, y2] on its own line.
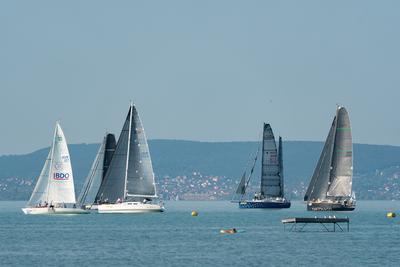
[46, 123, 76, 204]
[327, 107, 353, 197]
[27, 149, 52, 206]
[305, 106, 354, 201]
[77, 139, 105, 206]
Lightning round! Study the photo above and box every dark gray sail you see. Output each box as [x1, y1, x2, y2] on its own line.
[235, 172, 247, 195]
[103, 134, 116, 180]
[260, 124, 281, 197]
[304, 116, 337, 201]
[125, 105, 157, 199]
[327, 107, 353, 197]
[96, 111, 131, 203]
[278, 136, 284, 197]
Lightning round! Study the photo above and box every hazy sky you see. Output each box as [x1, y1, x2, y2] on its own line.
[1, 0, 400, 155]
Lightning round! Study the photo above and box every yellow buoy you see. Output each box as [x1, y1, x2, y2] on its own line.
[191, 210, 198, 217]
[387, 212, 396, 218]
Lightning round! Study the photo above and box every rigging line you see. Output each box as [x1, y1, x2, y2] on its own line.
[241, 127, 264, 176]
[240, 130, 263, 201]
[233, 127, 263, 202]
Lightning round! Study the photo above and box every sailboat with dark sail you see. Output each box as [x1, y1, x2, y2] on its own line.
[77, 133, 116, 210]
[304, 106, 356, 211]
[234, 123, 290, 209]
[96, 103, 164, 213]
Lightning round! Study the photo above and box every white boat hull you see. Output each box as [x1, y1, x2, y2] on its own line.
[22, 207, 90, 215]
[97, 202, 164, 214]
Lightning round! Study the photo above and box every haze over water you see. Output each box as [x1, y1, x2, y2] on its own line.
[1, 201, 399, 266]
[1, 0, 400, 155]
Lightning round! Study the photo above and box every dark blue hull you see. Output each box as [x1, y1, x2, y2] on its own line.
[239, 201, 291, 209]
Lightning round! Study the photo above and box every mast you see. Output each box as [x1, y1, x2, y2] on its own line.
[260, 123, 266, 196]
[278, 136, 284, 198]
[124, 102, 133, 200]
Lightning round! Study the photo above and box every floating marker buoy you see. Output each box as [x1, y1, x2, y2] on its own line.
[387, 212, 396, 218]
[191, 210, 198, 216]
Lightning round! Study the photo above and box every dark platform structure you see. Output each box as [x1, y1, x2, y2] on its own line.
[282, 217, 350, 232]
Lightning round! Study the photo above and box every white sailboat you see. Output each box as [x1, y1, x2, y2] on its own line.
[22, 122, 89, 215]
[304, 106, 356, 211]
[97, 103, 164, 213]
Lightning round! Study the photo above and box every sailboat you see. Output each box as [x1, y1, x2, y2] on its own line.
[22, 122, 89, 215]
[77, 133, 116, 210]
[96, 103, 164, 213]
[304, 106, 356, 211]
[234, 123, 291, 209]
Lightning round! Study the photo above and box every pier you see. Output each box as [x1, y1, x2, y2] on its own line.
[282, 217, 350, 232]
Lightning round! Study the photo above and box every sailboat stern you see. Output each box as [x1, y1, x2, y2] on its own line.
[306, 199, 356, 211]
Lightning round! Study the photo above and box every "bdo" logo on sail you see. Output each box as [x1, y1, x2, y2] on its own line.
[53, 173, 70, 180]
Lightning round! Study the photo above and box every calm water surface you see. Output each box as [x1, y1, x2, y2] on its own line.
[0, 201, 399, 266]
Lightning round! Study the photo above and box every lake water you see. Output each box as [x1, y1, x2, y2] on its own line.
[0, 201, 399, 266]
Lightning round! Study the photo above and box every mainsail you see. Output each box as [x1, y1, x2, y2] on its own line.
[96, 104, 157, 203]
[27, 123, 76, 206]
[327, 107, 353, 197]
[260, 124, 281, 198]
[78, 134, 116, 206]
[304, 106, 353, 201]
[125, 106, 157, 198]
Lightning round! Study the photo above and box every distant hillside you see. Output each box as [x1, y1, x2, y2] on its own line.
[1, 140, 400, 200]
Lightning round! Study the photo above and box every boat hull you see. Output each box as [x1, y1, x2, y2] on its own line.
[97, 202, 164, 214]
[22, 207, 90, 215]
[239, 200, 291, 209]
[307, 202, 356, 211]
